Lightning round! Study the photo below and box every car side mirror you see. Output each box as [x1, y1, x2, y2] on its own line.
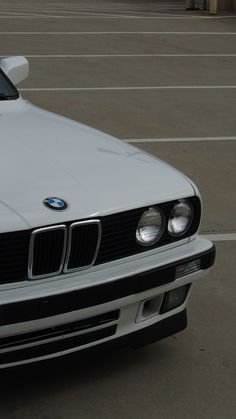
[0, 56, 29, 85]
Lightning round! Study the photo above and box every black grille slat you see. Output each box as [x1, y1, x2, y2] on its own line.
[67, 223, 100, 270]
[0, 230, 30, 283]
[31, 228, 65, 277]
[0, 197, 201, 284]
[95, 210, 142, 264]
[0, 326, 117, 365]
[0, 310, 119, 349]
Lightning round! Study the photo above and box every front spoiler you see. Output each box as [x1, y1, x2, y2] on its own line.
[0, 309, 187, 369]
[99, 308, 188, 350]
[0, 237, 215, 369]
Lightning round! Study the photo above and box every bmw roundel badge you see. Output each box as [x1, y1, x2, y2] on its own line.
[43, 197, 68, 211]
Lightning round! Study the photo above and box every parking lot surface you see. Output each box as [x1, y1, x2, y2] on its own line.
[0, 1, 235, 418]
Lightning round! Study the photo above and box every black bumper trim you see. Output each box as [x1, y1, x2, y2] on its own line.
[0, 310, 187, 368]
[0, 245, 215, 326]
[0, 310, 119, 349]
[0, 325, 117, 366]
[113, 308, 187, 350]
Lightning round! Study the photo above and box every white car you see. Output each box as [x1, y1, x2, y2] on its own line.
[0, 56, 215, 369]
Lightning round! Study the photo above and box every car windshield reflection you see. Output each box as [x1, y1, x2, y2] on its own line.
[0, 70, 18, 100]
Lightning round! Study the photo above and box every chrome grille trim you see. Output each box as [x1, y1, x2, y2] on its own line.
[64, 220, 102, 273]
[28, 225, 67, 280]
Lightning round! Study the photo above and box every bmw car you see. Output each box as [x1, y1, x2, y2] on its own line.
[0, 56, 215, 368]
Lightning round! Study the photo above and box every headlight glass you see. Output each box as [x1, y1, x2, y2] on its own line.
[136, 207, 165, 246]
[168, 199, 193, 236]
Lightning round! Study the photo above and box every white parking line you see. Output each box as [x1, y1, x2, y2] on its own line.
[19, 86, 236, 92]
[0, 16, 192, 19]
[0, 10, 192, 18]
[0, 15, 235, 19]
[124, 137, 236, 143]
[3, 3, 186, 6]
[0, 6, 186, 12]
[0, 2, 186, 5]
[0, 11, 60, 18]
[1, 31, 236, 35]
[203, 233, 236, 241]
[16, 54, 236, 58]
[0, 9, 193, 18]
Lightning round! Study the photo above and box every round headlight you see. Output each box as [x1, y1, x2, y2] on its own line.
[168, 199, 193, 237]
[136, 207, 165, 246]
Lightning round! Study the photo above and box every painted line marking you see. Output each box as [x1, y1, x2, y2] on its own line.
[0, 3, 186, 5]
[0, 7, 187, 12]
[19, 86, 236, 92]
[0, 11, 60, 18]
[1, 31, 236, 35]
[0, 2, 186, 6]
[0, 7, 197, 18]
[0, 11, 195, 19]
[9, 54, 236, 59]
[203, 233, 236, 241]
[0, 15, 235, 19]
[0, 10, 212, 15]
[124, 137, 236, 143]
[0, 10, 194, 18]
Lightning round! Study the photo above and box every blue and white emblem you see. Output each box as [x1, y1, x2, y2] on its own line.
[43, 197, 68, 211]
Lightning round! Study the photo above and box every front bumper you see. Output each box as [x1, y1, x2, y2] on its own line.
[0, 236, 215, 369]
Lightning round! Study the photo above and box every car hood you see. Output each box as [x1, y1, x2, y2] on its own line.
[0, 99, 195, 232]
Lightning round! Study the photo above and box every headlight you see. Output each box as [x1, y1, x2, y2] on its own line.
[168, 199, 193, 236]
[136, 207, 165, 246]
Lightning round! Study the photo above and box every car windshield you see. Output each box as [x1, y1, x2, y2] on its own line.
[0, 70, 18, 100]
